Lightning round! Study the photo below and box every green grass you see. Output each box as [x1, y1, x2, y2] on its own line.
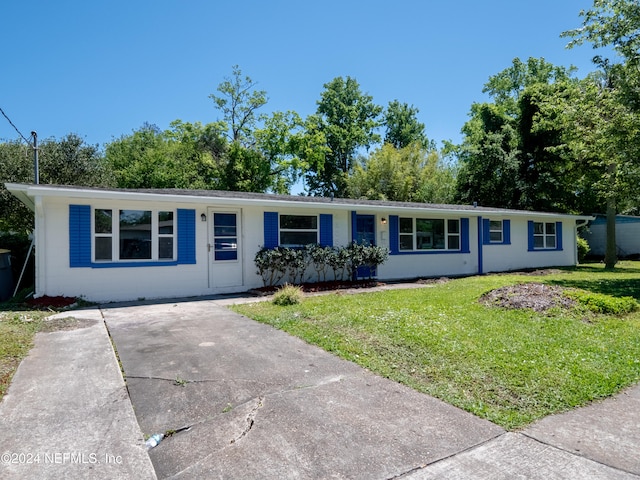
[232, 261, 640, 430]
[0, 310, 49, 401]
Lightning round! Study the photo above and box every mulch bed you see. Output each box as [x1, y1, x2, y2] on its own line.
[480, 283, 576, 313]
[26, 296, 78, 310]
[252, 280, 381, 295]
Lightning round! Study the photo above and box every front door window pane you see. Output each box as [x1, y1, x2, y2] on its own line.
[214, 213, 237, 261]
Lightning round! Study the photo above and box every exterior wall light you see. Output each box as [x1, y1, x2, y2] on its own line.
[381, 217, 387, 225]
[201, 213, 207, 222]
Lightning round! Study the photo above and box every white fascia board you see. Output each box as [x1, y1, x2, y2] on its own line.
[4, 183, 36, 211]
[5, 183, 594, 222]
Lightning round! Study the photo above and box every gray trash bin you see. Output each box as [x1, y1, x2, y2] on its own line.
[0, 249, 13, 302]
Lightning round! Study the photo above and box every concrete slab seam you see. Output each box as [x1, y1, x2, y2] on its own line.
[392, 431, 508, 479]
[520, 431, 640, 478]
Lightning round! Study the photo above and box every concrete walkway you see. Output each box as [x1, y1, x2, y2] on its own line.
[0, 309, 155, 479]
[1, 287, 640, 479]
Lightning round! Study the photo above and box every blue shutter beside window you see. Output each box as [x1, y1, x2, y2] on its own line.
[69, 204, 92, 267]
[503, 220, 511, 245]
[177, 209, 196, 264]
[556, 222, 563, 251]
[461, 218, 470, 253]
[264, 212, 278, 248]
[528, 221, 535, 251]
[319, 214, 333, 247]
[389, 215, 399, 254]
[350, 211, 358, 243]
[482, 219, 491, 245]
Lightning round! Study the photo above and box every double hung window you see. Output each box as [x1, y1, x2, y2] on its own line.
[534, 222, 556, 249]
[279, 215, 318, 247]
[489, 220, 503, 243]
[399, 218, 460, 251]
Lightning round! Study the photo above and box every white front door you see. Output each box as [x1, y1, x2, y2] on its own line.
[208, 208, 243, 288]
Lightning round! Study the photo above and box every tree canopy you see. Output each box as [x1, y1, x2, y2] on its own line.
[304, 76, 382, 197]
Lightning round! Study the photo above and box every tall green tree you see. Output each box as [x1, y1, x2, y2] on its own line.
[1, 134, 109, 233]
[383, 100, 431, 149]
[562, 0, 640, 268]
[455, 57, 580, 211]
[347, 143, 456, 203]
[105, 122, 226, 189]
[454, 103, 520, 208]
[209, 65, 268, 146]
[305, 76, 382, 197]
[254, 111, 319, 194]
[562, 0, 640, 62]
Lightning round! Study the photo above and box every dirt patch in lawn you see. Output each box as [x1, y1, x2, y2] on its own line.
[39, 317, 98, 333]
[480, 283, 576, 313]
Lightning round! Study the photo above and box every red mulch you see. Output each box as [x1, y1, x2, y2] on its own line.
[26, 296, 78, 309]
[253, 280, 381, 294]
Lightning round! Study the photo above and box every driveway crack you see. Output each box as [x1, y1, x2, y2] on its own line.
[230, 395, 264, 444]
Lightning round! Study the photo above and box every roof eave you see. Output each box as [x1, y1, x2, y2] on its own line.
[4, 183, 594, 221]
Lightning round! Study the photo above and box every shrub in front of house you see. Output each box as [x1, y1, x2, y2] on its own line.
[254, 243, 390, 287]
[577, 237, 590, 263]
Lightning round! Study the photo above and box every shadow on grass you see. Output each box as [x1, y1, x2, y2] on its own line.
[548, 277, 640, 300]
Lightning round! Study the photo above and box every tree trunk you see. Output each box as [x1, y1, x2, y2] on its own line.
[604, 163, 617, 269]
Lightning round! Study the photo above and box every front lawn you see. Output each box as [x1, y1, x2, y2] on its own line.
[233, 262, 640, 430]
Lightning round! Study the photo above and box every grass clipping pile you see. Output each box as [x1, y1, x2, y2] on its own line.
[480, 283, 576, 313]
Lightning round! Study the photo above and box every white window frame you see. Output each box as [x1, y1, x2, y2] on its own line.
[533, 221, 556, 249]
[279, 214, 318, 247]
[399, 217, 461, 251]
[489, 220, 503, 243]
[92, 208, 176, 262]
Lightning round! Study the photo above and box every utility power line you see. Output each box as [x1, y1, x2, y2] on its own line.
[0, 106, 31, 143]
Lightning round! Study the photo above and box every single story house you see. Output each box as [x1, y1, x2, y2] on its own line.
[6, 183, 593, 302]
[581, 214, 640, 258]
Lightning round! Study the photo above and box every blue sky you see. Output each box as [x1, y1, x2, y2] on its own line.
[1, 1, 605, 149]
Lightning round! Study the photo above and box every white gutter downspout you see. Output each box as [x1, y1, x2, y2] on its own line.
[34, 196, 44, 298]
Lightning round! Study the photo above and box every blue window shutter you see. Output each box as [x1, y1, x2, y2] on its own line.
[69, 205, 91, 267]
[264, 212, 278, 248]
[351, 211, 357, 242]
[177, 209, 196, 264]
[482, 218, 490, 245]
[556, 222, 563, 250]
[528, 221, 535, 251]
[461, 218, 470, 253]
[503, 220, 511, 245]
[319, 214, 333, 246]
[389, 215, 399, 254]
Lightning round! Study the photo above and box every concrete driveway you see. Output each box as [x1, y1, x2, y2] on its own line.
[102, 299, 504, 479]
[3, 292, 639, 479]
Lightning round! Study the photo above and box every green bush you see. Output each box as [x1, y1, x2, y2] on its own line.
[255, 243, 389, 286]
[566, 289, 639, 315]
[577, 237, 590, 263]
[272, 284, 304, 306]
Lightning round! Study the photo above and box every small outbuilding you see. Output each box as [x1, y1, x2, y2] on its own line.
[6, 183, 593, 302]
[581, 214, 640, 258]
